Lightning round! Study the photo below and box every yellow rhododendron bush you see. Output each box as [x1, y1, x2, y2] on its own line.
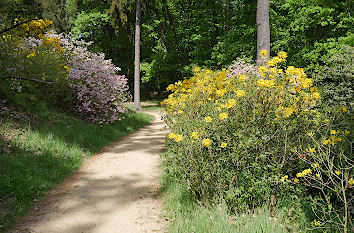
[162, 51, 353, 229]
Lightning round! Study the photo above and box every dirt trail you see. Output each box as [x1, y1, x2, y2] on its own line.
[12, 111, 167, 233]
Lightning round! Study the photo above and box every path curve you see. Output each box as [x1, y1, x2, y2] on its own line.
[11, 111, 167, 233]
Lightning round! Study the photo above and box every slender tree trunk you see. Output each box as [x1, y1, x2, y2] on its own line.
[256, 0, 270, 61]
[134, 0, 142, 111]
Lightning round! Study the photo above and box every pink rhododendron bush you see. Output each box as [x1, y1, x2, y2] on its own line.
[0, 20, 129, 124]
[29, 32, 129, 123]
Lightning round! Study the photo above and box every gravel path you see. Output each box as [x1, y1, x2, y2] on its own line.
[11, 111, 167, 233]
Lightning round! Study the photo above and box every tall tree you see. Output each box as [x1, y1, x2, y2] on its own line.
[134, 0, 142, 111]
[256, 0, 270, 61]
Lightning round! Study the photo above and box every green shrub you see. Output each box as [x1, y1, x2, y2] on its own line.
[314, 45, 354, 111]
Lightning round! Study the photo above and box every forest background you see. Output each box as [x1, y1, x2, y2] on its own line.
[1, 0, 353, 99]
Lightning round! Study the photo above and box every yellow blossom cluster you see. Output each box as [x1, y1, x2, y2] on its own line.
[219, 112, 228, 120]
[323, 135, 342, 146]
[256, 79, 275, 88]
[281, 175, 288, 181]
[202, 138, 212, 147]
[22, 19, 53, 36]
[313, 219, 321, 227]
[162, 51, 322, 152]
[24, 35, 65, 59]
[168, 133, 183, 142]
[349, 178, 354, 186]
[296, 168, 312, 178]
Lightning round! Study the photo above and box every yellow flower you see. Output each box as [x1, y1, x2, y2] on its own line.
[281, 175, 288, 181]
[257, 79, 275, 88]
[168, 133, 176, 139]
[270, 68, 278, 74]
[342, 106, 347, 112]
[312, 92, 320, 100]
[226, 99, 236, 108]
[194, 67, 201, 72]
[238, 74, 249, 82]
[205, 116, 213, 123]
[235, 90, 245, 97]
[202, 138, 212, 147]
[323, 139, 330, 145]
[216, 89, 227, 96]
[178, 110, 184, 114]
[307, 148, 316, 153]
[313, 220, 321, 227]
[26, 52, 36, 58]
[293, 178, 299, 183]
[175, 134, 183, 142]
[349, 178, 354, 185]
[64, 65, 71, 72]
[220, 142, 227, 148]
[316, 173, 321, 179]
[330, 130, 336, 135]
[297, 169, 312, 178]
[335, 170, 341, 176]
[311, 163, 319, 169]
[260, 50, 268, 56]
[303, 169, 312, 175]
[258, 66, 268, 73]
[219, 112, 228, 120]
[277, 51, 287, 59]
[191, 132, 199, 139]
[166, 84, 175, 91]
[301, 78, 313, 89]
[267, 60, 276, 67]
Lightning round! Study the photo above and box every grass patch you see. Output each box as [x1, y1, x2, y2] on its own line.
[0, 108, 154, 232]
[160, 174, 306, 233]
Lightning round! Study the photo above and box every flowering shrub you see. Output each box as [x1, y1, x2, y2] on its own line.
[286, 107, 353, 233]
[162, 51, 352, 229]
[1, 19, 129, 123]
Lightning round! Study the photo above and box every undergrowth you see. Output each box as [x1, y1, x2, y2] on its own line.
[160, 173, 307, 233]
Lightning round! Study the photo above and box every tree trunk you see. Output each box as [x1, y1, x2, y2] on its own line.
[256, 0, 270, 61]
[134, 0, 142, 111]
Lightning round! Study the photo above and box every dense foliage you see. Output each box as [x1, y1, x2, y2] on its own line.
[1, 0, 352, 96]
[20, 0, 350, 95]
[162, 52, 353, 232]
[314, 45, 354, 110]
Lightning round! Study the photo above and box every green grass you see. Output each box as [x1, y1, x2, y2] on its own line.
[0, 109, 154, 232]
[160, 174, 306, 233]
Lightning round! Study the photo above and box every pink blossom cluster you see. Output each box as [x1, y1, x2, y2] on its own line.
[22, 32, 129, 124]
[226, 58, 257, 78]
